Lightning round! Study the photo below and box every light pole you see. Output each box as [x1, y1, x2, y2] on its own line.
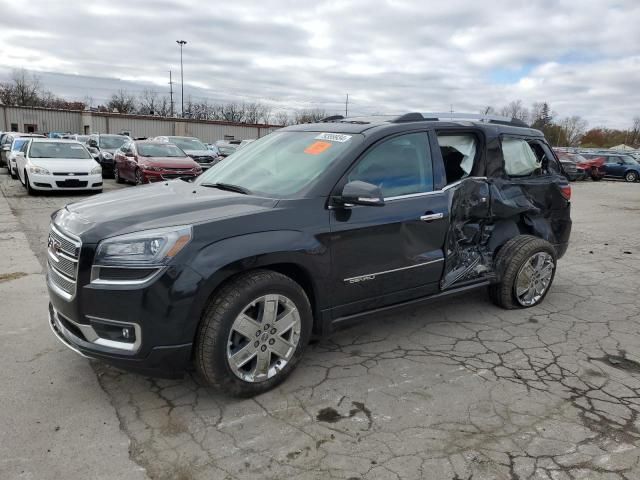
[176, 40, 187, 117]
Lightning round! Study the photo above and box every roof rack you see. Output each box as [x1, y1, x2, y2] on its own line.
[392, 112, 529, 127]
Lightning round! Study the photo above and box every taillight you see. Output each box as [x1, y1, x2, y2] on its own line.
[560, 184, 572, 200]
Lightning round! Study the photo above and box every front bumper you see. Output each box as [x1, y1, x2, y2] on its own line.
[47, 254, 205, 378]
[143, 170, 201, 183]
[30, 172, 103, 191]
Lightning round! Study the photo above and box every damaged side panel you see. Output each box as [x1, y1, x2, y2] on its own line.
[441, 174, 571, 290]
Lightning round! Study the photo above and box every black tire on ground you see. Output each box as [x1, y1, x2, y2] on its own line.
[195, 270, 313, 397]
[591, 174, 602, 181]
[114, 165, 124, 184]
[625, 171, 638, 183]
[9, 165, 17, 179]
[135, 168, 143, 185]
[25, 173, 38, 196]
[488, 235, 557, 310]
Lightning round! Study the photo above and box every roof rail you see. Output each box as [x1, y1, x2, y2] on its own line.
[420, 112, 529, 127]
[320, 115, 345, 122]
[390, 112, 528, 127]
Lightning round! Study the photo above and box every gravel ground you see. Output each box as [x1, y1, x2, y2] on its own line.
[1, 171, 639, 480]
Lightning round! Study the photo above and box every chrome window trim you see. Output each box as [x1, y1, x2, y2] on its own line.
[383, 177, 488, 202]
[344, 258, 444, 283]
[90, 265, 166, 286]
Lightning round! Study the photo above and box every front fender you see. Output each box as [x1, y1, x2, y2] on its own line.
[183, 230, 330, 336]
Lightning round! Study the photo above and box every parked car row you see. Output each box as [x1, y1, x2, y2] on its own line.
[553, 148, 640, 183]
[0, 130, 257, 194]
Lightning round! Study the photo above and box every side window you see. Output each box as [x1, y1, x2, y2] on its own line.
[502, 137, 541, 177]
[20, 141, 30, 154]
[436, 133, 478, 184]
[348, 132, 433, 198]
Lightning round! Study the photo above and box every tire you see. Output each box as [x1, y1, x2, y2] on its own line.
[195, 270, 312, 397]
[114, 165, 124, 184]
[135, 168, 143, 185]
[9, 165, 17, 179]
[625, 171, 638, 183]
[25, 173, 38, 196]
[488, 235, 557, 309]
[591, 174, 602, 181]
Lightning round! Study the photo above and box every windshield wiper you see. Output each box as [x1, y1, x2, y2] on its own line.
[201, 182, 251, 195]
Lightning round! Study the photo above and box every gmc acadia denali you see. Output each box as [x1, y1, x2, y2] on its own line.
[47, 112, 572, 396]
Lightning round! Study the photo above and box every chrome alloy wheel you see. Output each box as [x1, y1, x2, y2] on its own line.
[515, 252, 555, 307]
[227, 294, 301, 383]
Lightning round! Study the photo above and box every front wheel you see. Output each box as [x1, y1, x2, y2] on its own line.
[489, 235, 557, 309]
[9, 164, 17, 179]
[114, 165, 124, 184]
[135, 168, 144, 185]
[625, 171, 638, 183]
[25, 173, 38, 196]
[195, 270, 312, 397]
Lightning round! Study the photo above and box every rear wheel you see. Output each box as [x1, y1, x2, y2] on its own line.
[195, 270, 312, 397]
[489, 235, 557, 309]
[9, 164, 17, 179]
[625, 171, 638, 183]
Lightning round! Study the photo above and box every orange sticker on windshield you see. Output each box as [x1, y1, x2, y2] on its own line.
[304, 141, 332, 155]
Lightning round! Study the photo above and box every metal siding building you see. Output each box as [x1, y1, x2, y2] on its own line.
[0, 105, 281, 140]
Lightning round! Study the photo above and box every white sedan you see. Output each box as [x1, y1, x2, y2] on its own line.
[16, 139, 103, 195]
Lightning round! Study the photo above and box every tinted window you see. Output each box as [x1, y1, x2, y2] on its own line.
[12, 139, 27, 151]
[99, 136, 128, 149]
[348, 132, 433, 198]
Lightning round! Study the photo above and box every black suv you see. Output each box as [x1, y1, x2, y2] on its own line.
[47, 113, 571, 396]
[87, 134, 130, 176]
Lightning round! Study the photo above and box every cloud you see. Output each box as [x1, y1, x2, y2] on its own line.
[0, 0, 638, 127]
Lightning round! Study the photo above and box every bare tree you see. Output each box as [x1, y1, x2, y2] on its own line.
[629, 117, 640, 148]
[293, 108, 328, 124]
[107, 89, 137, 113]
[500, 100, 529, 123]
[273, 111, 291, 126]
[11, 69, 41, 106]
[560, 116, 588, 146]
[138, 89, 161, 115]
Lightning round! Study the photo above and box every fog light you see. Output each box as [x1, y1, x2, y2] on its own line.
[122, 327, 132, 339]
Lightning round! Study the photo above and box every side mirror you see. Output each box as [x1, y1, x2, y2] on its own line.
[125, 151, 134, 157]
[15, 152, 24, 158]
[336, 180, 385, 207]
[2, 145, 10, 152]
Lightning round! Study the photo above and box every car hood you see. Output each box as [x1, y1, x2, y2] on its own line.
[139, 156, 199, 168]
[31, 158, 98, 173]
[54, 179, 277, 243]
[184, 149, 215, 157]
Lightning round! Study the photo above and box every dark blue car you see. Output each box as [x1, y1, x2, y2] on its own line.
[582, 153, 640, 182]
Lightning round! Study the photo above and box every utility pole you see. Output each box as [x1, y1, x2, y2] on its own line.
[169, 70, 174, 117]
[345, 93, 349, 117]
[176, 40, 187, 117]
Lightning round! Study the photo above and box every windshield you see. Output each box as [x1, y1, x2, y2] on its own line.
[100, 136, 128, 149]
[196, 131, 360, 197]
[12, 139, 27, 151]
[29, 142, 92, 159]
[168, 137, 207, 151]
[137, 143, 187, 157]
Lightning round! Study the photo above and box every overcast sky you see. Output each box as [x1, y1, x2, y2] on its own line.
[0, 0, 639, 128]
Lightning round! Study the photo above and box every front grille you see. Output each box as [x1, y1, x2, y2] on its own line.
[48, 226, 81, 299]
[191, 156, 213, 163]
[161, 173, 194, 179]
[53, 172, 89, 176]
[56, 180, 88, 188]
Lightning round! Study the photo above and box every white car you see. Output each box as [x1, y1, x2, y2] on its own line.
[16, 139, 103, 195]
[7, 134, 45, 179]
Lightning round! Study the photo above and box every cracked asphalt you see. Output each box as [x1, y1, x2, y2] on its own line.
[1, 172, 639, 480]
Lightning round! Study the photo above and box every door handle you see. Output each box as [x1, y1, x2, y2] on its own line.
[420, 212, 444, 222]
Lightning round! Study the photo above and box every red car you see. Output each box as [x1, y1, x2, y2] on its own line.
[113, 140, 202, 185]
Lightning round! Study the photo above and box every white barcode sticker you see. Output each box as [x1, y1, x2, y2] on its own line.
[315, 132, 352, 143]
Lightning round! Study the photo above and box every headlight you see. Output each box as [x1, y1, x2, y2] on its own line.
[143, 165, 161, 171]
[94, 225, 192, 266]
[90, 165, 102, 174]
[29, 165, 50, 175]
[101, 152, 113, 160]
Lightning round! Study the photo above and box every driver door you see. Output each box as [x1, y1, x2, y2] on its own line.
[328, 132, 448, 318]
